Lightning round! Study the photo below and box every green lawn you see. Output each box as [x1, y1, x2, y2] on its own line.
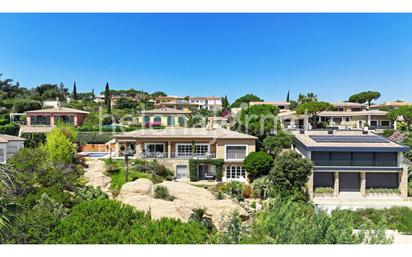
[104, 159, 168, 195]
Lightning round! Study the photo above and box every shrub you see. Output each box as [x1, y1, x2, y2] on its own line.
[383, 129, 396, 138]
[6, 193, 67, 243]
[242, 197, 391, 244]
[189, 208, 215, 232]
[243, 151, 273, 181]
[242, 184, 252, 198]
[47, 199, 211, 244]
[20, 132, 47, 148]
[77, 132, 114, 144]
[153, 185, 171, 200]
[0, 123, 19, 136]
[366, 188, 400, 194]
[269, 150, 313, 197]
[74, 185, 108, 201]
[222, 181, 244, 201]
[42, 128, 76, 166]
[315, 187, 334, 194]
[251, 176, 274, 199]
[104, 158, 119, 173]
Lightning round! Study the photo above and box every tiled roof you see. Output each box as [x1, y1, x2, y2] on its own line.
[332, 102, 366, 107]
[114, 127, 257, 140]
[189, 96, 221, 100]
[155, 100, 197, 106]
[25, 107, 89, 114]
[0, 134, 25, 143]
[319, 110, 388, 117]
[138, 108, 191, 114]
[249, 101, 290, 106]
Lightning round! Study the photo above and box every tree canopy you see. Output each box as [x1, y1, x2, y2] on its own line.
[243, 152, 273, 180]
[237, 104, 280, 138]
[349, 91, 381, 107]
[296, 101, 332, 129]
[388, 105, 412, 131]
[230, 94, 263, 108]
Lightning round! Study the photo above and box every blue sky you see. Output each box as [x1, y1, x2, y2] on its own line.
[1, 13, 412, 103]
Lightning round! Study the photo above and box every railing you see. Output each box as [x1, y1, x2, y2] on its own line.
[313, 160, 398, 167]
[226, 152, 246, 160]
[140, 152, 216, 159]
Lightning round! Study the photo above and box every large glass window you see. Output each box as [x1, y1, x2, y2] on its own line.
[226, 145, 247, 159]
[54, 115, 74, 125]
[178, 116, 186, 126]
[226, 166, 246, 180]
[30, 115, 51, 125]
[176, 144, 209, 157]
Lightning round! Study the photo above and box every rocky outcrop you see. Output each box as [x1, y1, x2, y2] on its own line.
[116, 179, 249, 229]
[84, 159, 113, 198]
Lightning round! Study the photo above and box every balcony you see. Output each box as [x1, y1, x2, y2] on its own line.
[140, 152, 216, 159]
[226, 152, 246, 160]
[313, 160, 398, 167]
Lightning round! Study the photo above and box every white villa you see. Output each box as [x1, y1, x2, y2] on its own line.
[0, 134, 25, 163]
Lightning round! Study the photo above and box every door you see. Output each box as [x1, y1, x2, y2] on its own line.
[176, 165, 188, 179]
[339, 172, 360, 192]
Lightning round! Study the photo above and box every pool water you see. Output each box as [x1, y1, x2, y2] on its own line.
[84, 152, 110, 158]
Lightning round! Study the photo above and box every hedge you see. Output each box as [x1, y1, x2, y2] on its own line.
[189, 159, 224, 182]
[77, 132, 116, 144]
[0, 123, 19, 136]
[21, 132, 47, 148]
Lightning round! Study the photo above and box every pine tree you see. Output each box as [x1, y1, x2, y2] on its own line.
[73, 81, 77, 100]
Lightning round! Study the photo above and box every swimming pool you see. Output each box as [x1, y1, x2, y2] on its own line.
[80, 152, 110, 158]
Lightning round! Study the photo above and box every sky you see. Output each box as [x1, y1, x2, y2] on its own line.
[1, 13, 412, 103]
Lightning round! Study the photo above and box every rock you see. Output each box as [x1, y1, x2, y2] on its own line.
[84, 159, 113, 198]
[117, 180, 249, 230]
[118, 179, 153, 199]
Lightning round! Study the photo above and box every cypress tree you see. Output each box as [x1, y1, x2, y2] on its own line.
[286, 90, 290, 102]
[73, 81, 77, 100]
[104, 82, 111, 114]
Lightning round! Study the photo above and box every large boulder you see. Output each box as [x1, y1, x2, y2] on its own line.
[117, 180, 249, 230]
[117, 179, 153, 200]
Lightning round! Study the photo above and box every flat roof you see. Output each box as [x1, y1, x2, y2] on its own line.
[293, 130, 409, 152]
[114, 127, 257, 140]
[318, 110, 388, 117]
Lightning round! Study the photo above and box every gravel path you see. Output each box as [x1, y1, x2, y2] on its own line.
[84, 158, 113, 198]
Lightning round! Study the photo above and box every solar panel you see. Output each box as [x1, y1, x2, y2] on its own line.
[309, 135, 388, 143]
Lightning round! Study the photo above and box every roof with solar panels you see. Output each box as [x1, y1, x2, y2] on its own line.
[292, 130, 409, 152]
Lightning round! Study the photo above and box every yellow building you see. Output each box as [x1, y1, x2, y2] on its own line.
[137, 108, 191, 127]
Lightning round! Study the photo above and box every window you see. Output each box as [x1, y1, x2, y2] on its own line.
[54, 115, 74, 125]
[143, 116, 150, 125]
[153, 116, 162, 122]
[30, 115, 51, 125]
[144, 143, 165, 153]
[226, 145, 247, 160]
[167, 116, 175, 126]
[381, 120, 390, 127]
[176, 144, 209, 157]
[351, 108, 362, 112]
[334, 107, 344, 112]
[178, 116, 186, 126]
[370, 120, 378, 127]
[226, 166, 246, 180]
[345, 117, 351, 122]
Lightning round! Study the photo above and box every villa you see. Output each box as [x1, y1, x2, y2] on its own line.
[19, 107, 89, 135]
[369, 101, 412, 110]
[277, 102, 393, 132]
[249, 101, 291, 110]
[137, 107, 191, 127]
[0, 134, 25, 163]
[292, 129, 409, 199]
[154, 99, 198, 111]
[189, 96, 223, 111]
[112, 127, 256, 181]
